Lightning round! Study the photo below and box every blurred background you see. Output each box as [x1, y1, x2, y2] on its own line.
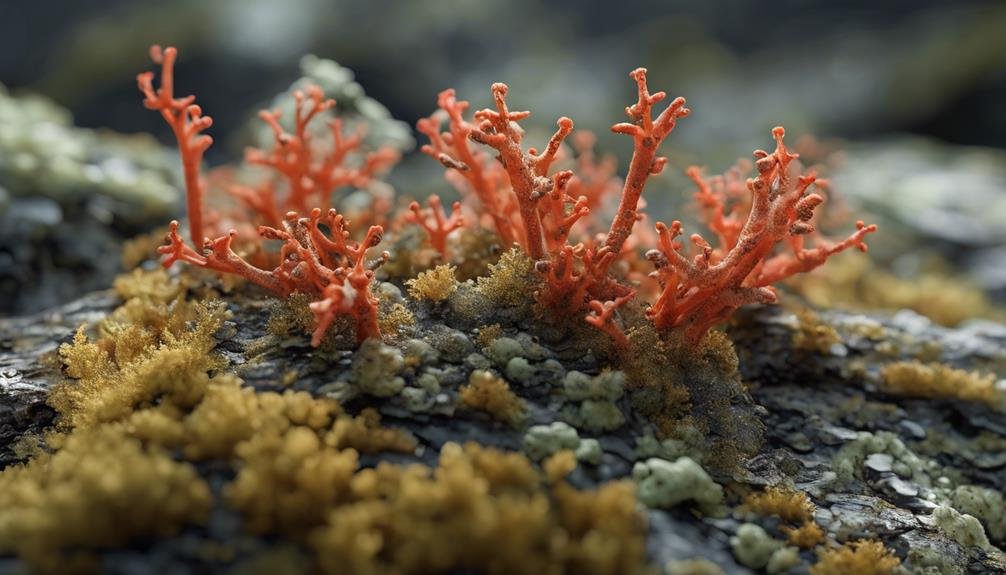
[1, 0, 1004, 318]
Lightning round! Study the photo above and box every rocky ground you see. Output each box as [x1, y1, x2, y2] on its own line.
[1, 279, 1003, 574]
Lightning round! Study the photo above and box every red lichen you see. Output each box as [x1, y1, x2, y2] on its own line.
[137, 45, 213, 245]
[603, 68, 690, 260]
[141, 46, 390, 346]
[645, 127, 877, 343]
[407, 194, 464, 257]
[235, 86, 400, 225]
[422, 69, 875, 346]
[586, 290, 636, 352]
[417, 89, 521, 247]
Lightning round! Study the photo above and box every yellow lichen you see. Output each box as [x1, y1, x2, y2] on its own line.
[475, 323, 503, 349]
[406, 263, 459, 302]
[743, 486, 816, 524]
[793, 309, 841, 354]
[790, 252, 1003, 327]
[783, 521, 826, 549]
[881, 360, 1002, 408]
[120, 226, 170, 269]
[810, 540, 900, 575]
[378, 302, 417, 337]
[310, 441, 649, 575]
[227, 426, 360, 535]
[475, 247, 537, 307]
[0, 425, 211, 574]
[325, 408, 417, 454]
[52, 301, 229, 429]
[458, 370, 526, 427]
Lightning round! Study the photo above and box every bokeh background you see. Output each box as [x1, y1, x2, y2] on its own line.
[1, 0, 1005, 316]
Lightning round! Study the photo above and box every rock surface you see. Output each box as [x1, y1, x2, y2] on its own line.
[1, 292, 1004, 573]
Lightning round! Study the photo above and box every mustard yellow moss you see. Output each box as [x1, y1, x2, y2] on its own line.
[378, 302, 417, 337]
[475, 323, 503, 349]
[53, 300, 229, 429]
[792, 309, 841, 354]
[783, 521, 826, 549]
[881, 360, 1002, 408]
[227, 426, 361, 535]
[310, 442, 649, 575]
[458, 369, 526, 427]
[790, 252, 1002, 327]
[0, 425, 211, 574]
[810, 540, 900, 575]
[406, 263, 459, 302]
[743, 486, 816, 524]
[475, 246, 537, 307]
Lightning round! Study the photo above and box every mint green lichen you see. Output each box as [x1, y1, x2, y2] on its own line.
[350, 340, 405, 398]
[487, 337, 524, 367]
[729, 524, 784, 570]
[834, 430, 935, 485]
[523, 422, 580, 461]
[932, 505, 991, 551]
[575, 438, 603, 465]
[563, 370, 625, 401]
[632, 457, 723, 513]
[562, 399, 625, 433]
[951, 485, 1006, 543]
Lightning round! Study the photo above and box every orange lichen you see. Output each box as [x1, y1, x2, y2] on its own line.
[140, 46, 392, 346]
[645, 128, 877, 343]
[407, 194, 464, 257]
[423, 69, 874, 347]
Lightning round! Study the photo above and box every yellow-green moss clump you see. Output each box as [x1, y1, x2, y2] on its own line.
[406, 263, 459, 302]
[53, 300, 229, 429]
[789, 252, 1003, 327]
[475, 247, 537, 307]
[743, 487, 815, 523]
[458, 369, 526, 427]
[743, 486, 825, 549]
[0, 425, 211, 574]
[810, 540, 900, 575]
[881, 360, 1003, 409]
[311, 442, 649, 575]
[792, 309, 841, 354]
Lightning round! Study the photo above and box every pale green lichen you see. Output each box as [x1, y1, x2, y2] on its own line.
[505, 356, 536, 384]
[932, 505, 991, 551]
[487, 337, 524, 367]
[950, 485, 1006, 543]
[766, 546, 802, 574]
[833, 431, 935, 485]
[729, 523, 784, 570]
[349, 340, 406, 398]
[561, 370, 626, 433]
[665, 558, 726, 575]
[523, 422, 581, 461]
[563, 370, 625, 401]
[575, 438, 603, 465]
[562, 399, 626, 433]
[632, 457, 723, 514]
